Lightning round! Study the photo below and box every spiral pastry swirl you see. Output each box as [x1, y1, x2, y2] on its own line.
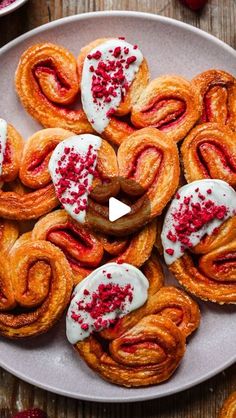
[170, 235, 236, 304]
[1, 123, 24, 183]
[192, 69, 236, 131]
[32, 209, 157, 284]
[181, 123, 236, 188]
[86, 127, 180, 235]
[218, 392, 236, 418]
[15, 43, 135, 146]
[131, 76, 202, 142]
[0, 240, 73, 338]
[75, 315, 186, 387]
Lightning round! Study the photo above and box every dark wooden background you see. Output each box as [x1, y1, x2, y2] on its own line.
[0, 0, 235, 417]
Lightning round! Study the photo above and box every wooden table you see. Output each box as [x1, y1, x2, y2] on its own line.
[0, 0, 235, 417]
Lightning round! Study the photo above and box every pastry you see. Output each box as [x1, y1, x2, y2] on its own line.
[15, 42, 138, 146]
[218, 391, 236, 418]
[131, 75, 202, 142]
[0, 240, 73, 338]
[67, 262, 187, 387]
[32, 209, 157, 284]
[0, 118, 24, 183]
[161, 179, 236, 304]
[181, 123, 236, 188]
[192, 69, 236, 131]
[0, 218, 19, 253]
[77, 37, 149, 144]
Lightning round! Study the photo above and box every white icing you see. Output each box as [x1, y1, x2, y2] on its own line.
[49, 134, 101, 223]
[0, 118, 7, 176]
[81, 39, 143, 133]
[66, 262, 149, 344]
[161, 180, 236, 265]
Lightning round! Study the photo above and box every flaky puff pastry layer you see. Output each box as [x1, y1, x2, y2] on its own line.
[218, 392, 236, 418]
[86, 127, 180, 236]
[192, 69, 236, 131]
[32, 209, 157, 284]
[75, 315, 186, 387]
[0, 240, 73, 338]
[15, 43, 93, 135]
[74, 252, 200, 387]
[100, 254, 200, 341]
[15, 43, 135, 146]
[181, 123, 236, 189]
[131, 75, 202, 142]
[1, 123, 24, 183]
[170, 231, 236, 304]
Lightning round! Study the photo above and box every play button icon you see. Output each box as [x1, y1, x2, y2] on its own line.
[109, 197, 131, 222]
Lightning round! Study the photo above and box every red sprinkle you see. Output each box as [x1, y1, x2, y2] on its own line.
[166, 248, 174, 256]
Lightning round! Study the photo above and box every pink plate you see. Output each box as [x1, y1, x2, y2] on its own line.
[0, 11, 235, 402]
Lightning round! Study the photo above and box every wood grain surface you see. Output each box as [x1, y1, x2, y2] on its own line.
[0, 1, 235, 417]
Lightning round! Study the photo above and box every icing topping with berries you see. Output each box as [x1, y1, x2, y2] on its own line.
[161, 179, 236, 265]
[81, 39, 143, 133]
[0, 119, 7, 176]
[66, 262, 149, 344]
[49, 134, 101, 223]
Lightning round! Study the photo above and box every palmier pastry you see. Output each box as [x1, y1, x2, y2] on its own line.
[131, 75, 202, 142]
[161, 179, 236, 304]
[192, 69, 236, 131]
[0, 240, 73, 338]
[0, 218, 19, 253]
[15, 42, 137, 146]
[49, 128, 180, 236]
[0, 118, 24, 183]
[77, 37, 149, 144]
[100, 255, 200, 341]
[218, 392, 236, 418]
[181, 123, 236, 188]
[67, 262, 187, 387]
[32, 209, 157, 284]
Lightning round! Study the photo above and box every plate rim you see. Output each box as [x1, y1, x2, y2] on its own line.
[0, 10, 235, 403]
[0, 0, 28, 17]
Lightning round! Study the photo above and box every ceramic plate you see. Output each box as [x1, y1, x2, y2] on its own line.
[0, 11, 235, 403]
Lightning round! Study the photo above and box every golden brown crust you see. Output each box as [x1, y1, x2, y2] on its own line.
[192, 69, 236, 131]
[0, 240, 73, 338]
[0, 219, 19, 253]
[15, 43, 94, 134]
[170, 236, 236, 304]
[19, 128, 74, 189]
[32, 210, 157, 284]
[0, 183, 58, 220]
[86, 127, 180, 235]
[75, 315, 186, 387]
[1, 124, 24, 183]
[181, 123, 236, 188]
[218, 391, 236, 418]
[131, 75, 202, 142]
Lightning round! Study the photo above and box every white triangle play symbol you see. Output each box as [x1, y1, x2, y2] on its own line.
[109, 197, 131, 222]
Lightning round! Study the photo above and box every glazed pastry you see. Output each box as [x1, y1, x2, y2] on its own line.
[19, 128, 74, 189]
[192, 69, 236, 131]
[131, 75, 202, 142]
[32, 209, 157, 284]
[86, 128, 180, 235]
[161, 179, 236, 304]
[0, 218, 19, 253]
[0, 183, 58, 220]
[0, 118, 24, 183]
[67, 262, 186, 387]
[218, 392, 236, 418]
[181, 123, 236, 188]
[100, 254, 200, 340]
[77, 38, 149, 143]
[0, 240, 73, 338]
[15, 43, 135, 146]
